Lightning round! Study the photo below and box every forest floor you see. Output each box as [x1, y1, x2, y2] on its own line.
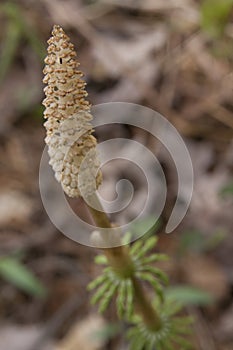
[0, 1, 233, 349]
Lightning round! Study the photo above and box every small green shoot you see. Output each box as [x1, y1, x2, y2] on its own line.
[201, 0, 233, 37]
[179, 229, 226, 254]
[220, 180, 233, 198]
[165, 285, 214, 306]
[0, 256, 47, 297]
[0, 2, 45, 83]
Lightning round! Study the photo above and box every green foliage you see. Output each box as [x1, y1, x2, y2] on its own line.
[92, 322, 121, 342]
[165, 285, 214, 306]
[0, 2, 45, 83]
[179, 229, 226, 254]
[88, 265, 134, 318]
[179, 230, 205, 254]
[0, 256, 47, 297]
[201, 0, 233, 37]
[128, 217, 161, 241]
[220, 180, 233, 198]
[0, 13, 21, 83]
[130, 236, 169, 303]
[127, 297, 193, 350]
[88, 236, 168, 318]
[89, 235, 194, 349]
[205, 229, 227, 250]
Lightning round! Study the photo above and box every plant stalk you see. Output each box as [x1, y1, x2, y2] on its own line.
[86, 193, 162, 330]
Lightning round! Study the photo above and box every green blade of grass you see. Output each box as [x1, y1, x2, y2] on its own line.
[165, 285, 214, 306]
[0, 19, 21, 83]
[0, 257, 47, 297]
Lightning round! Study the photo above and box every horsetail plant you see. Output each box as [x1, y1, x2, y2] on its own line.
[43, 25, 193, 350]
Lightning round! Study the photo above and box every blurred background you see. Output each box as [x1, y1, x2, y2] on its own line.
[0, 0, 233, 349]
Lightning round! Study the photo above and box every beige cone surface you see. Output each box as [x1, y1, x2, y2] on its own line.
[43, 25, 102, 197]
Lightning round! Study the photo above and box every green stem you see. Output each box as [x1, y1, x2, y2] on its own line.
[132, 276, 162, 330]
[86, 193, 162, 330]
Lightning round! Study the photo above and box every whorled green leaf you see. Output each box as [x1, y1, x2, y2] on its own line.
[98, 281, 119, 313]
[122, 231, 132, 245]
[90, 280, 112, 305]
[160, 299, 183, 317]
[89, 234, 169, 318]
[170, 333, 193, 349]
[130, 236, 158, 259]
[140, 253, 169, 264]
[136, 272, 164, 302]
[129, 240, 144, 257]
[127, 296, 194, 350]
[133, 236, 158, 259]
[138, 265, 169, 285]
[125, 279, 134, 319]
[87, 273, 109, 291]
[171, 319, 194, 335]
[89, 271, 135, 317]
[94, 255, 108, 265]
[116, 281, 127, 318]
